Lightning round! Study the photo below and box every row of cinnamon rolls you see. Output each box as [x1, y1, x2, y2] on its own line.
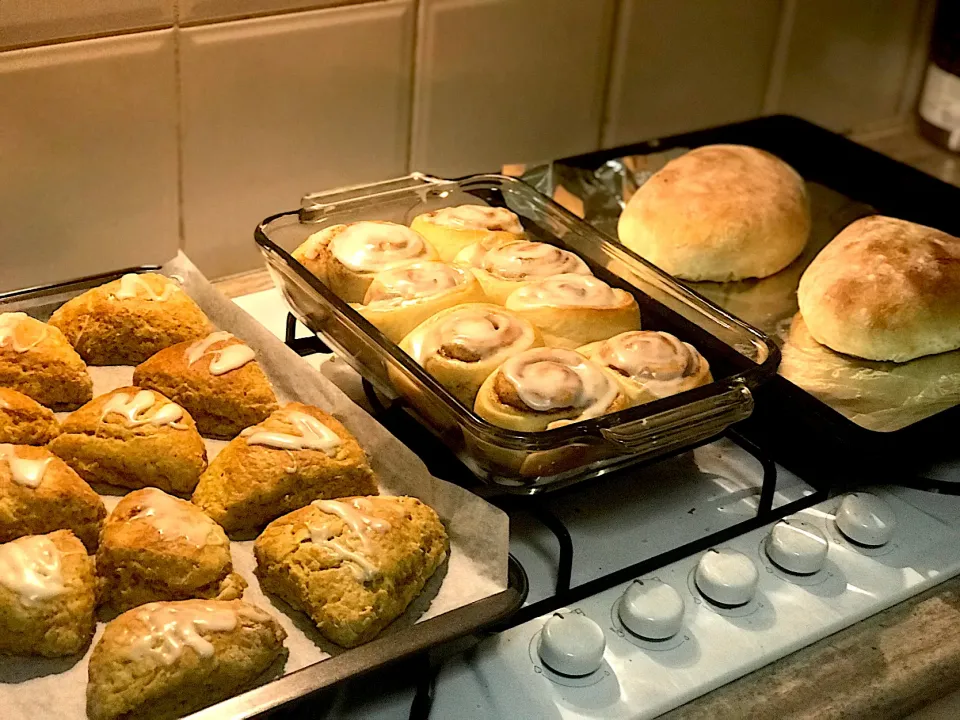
[292, 205, 712, 431]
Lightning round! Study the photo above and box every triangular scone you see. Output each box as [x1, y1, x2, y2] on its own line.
[50, 386, 207, 494]
[192, 403, 377, 534]
[87, 599, 286, 720]
[0, 387, 61, 444]
[0, 312, 92, 409]
[0, 444, 105, 552]
[96, 488, 246, 614]
[0, 530, 96, 657]
[49, 272, 212, 365]
[254, 496, 448, 648]
[133, 331, 278, 439]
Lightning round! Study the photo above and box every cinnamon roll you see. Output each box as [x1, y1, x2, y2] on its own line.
[474, 347, 631, 431]
[293, 221, 438, 303]
[356, 262, 487, 342]
[578, 331, 712, 404]
[397, 303, 543, 407]
[454, 239, 592, 304]
[504, 274, 641, 348]
[410, 204, 525, 262]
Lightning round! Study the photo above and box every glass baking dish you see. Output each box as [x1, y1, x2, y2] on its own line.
[255, 173, 780, 493]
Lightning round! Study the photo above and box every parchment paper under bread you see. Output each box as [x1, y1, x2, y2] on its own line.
[0, 252, 509, 720]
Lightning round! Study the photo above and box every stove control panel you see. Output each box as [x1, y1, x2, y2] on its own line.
[429, 489, 960, 720]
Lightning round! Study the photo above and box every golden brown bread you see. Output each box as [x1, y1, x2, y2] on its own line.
[0, 530, 96, 657]
[96, 488, 246, 614]
[254, 495, 448, 647]
[0, 312, 93, 410]
[49, 272, 212, 365]
[797, 215, 960, 362]
[133, 331, 278, 438]
[617, 145, 810, 281]
[191, 403, 378, 534]
[49, 386, 207, 494]
[0, 445, 105, 551]
[87, 599, 286, 720]
[0, 387, 61, 444]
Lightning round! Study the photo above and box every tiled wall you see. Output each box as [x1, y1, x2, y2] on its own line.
[0, 0, 935, 288]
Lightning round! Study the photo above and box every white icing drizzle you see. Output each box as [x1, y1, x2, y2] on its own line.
[595, 331, 706, 397]
[0, 393, 9, 409]
[126, 488, 223, 548]
[241, 410, 342, 455]
[124, 602, 239, 665]
[185, 331, 256, 376]
[501, 348, 620, 429]
[427, 205, 523, 233]
[405, 306, 534, 364]
[329, 221, 431, 273]
[100, 390, 188, 430]
[364, 262, 467, 307]
[468, 240, 591, 280]
[307, 498, 391, 581]
[112, 273, 177, 301]
[0, 535, 64, 606]
[507, 273, 626, 308]
[0, 444, 52, 488]
[0, 313, 47, 353]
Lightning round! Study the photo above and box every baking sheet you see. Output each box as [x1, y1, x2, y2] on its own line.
[0, 252, 509, 719]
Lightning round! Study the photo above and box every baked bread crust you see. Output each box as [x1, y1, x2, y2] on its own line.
[49, 386, 207, 494]
[254, 495, 447, 647]
[191, 403, 378, 534]
[0, 387, 61, 444]
[96, 488, 246, 614]
[0, 312, 93, 410]
[797, 215, 960, 362]
[133, 333, 278, 439]
[49, 273, 212, 365]
[0, 530, 96, 657]
[618, 144, 810, 281]
[0, 445, 105, 551]
[86, 599, 286, 720]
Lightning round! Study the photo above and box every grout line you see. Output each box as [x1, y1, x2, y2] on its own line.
[404, 0, 419, 175]
[761, 0, 797, 115]
[896, 0, 937, 119]
[173, 0, 187, 252]
[0, 23, 173, 53]
[594, 0, 622, 151]
[176, 0, 386, 28]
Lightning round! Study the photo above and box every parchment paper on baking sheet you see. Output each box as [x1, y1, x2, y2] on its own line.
[0, 252, 509, 720]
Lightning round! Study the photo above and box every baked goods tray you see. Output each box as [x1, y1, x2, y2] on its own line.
[256, 174, 781, 494]
[0, 254, 524, 719]
[537, 114, 960, 484]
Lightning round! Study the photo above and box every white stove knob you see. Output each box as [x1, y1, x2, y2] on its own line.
[538, 612, 606, 677]
[766, 520, 829, 575]
[836, 492, 896, 547]
[695, 549, 758, 607]
[618, 579, 684, 640]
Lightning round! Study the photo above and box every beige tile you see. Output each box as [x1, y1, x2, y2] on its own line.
[603, 0, 782, 148]
[179, 2, 414, 279]
[179, 0, 370, 26]
[0, 0, 174, 50]
[412, 0, 616, 177]
[775, 0, 925, 132]
[0, 31, 179, 293]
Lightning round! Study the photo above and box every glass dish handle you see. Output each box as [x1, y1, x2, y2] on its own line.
[600, 384, 753, 452]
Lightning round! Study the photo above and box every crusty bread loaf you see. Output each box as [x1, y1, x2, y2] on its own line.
[797, 216, 960, 362]
[617, 144, 810, 281]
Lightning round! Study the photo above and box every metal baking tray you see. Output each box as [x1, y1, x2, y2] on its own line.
[256, 173, 780, 493]
[0, 264, 528, 719]
[546, 115, 960, 484]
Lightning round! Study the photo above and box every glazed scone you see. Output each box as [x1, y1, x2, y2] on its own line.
[50, 386, 207, 494]
[0, 387, 61, 444]
[87, 599, 286, 720]
[0, 530, 96, 657]
[49, 272, 212, 365]
[96, 488, 246, 614]
[192, 403, 378, 534]
[0, 312, 93, 409]
[0, 444, 105, 552]
[133, 331, 279, 438]
[254, 496, 448, 647]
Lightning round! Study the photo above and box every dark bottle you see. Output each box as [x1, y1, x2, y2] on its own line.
[918, 1, 960, 153]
